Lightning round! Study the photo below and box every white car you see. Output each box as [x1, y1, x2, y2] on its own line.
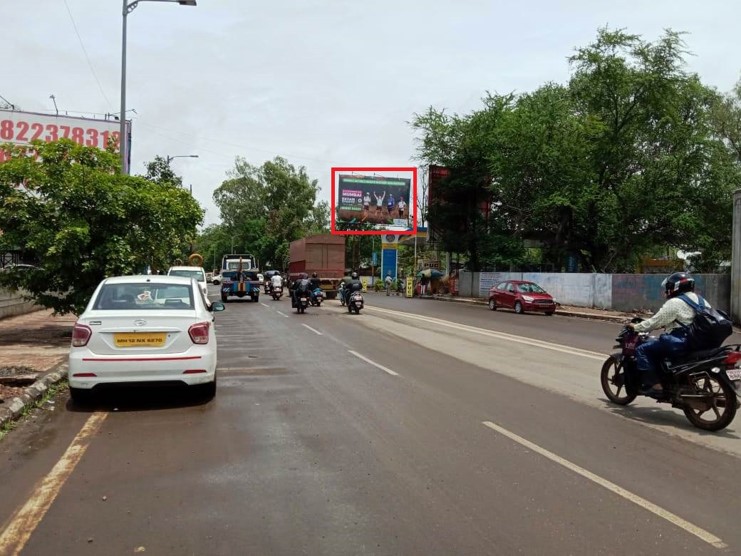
[167, 265, 209, 297]
[68, 275, 225, 404]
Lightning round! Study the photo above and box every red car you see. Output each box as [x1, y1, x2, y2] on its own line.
[488, 280, 556, 315]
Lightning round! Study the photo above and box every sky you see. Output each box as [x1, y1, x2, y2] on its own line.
[2, 0, 740, 228]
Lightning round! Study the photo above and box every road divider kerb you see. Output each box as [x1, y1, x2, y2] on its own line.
[0, 365, 69, 431]
[365, 306, 607, 361]
[481, 421, 727, 550]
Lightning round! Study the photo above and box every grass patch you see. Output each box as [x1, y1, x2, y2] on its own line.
[0, 379, 68, 441]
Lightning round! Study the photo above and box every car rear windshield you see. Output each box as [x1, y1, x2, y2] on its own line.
[168, 269, 205, 281]
[94, 283, 195, 310]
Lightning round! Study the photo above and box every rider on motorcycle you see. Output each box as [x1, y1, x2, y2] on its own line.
[344, 271, 363, 305]
[291, 273, 311, 307]
[270, 272, 283, 293]
[627, 272, 706, 397]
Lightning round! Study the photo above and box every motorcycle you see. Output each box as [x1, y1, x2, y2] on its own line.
[310, 287, 324, 307]
[293, 291, 309, 314]
[338, 284, 346, 306]
[600, 318, 741, 431]
[270, 284, 283, 301]
[348, 291, 364, 314]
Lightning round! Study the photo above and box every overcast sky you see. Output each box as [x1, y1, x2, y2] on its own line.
[3, 0, 740, 227]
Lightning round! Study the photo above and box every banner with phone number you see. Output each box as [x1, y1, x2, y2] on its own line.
[0, 109, 130, 167]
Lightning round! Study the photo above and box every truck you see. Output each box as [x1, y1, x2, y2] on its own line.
[221, 254, 256, 272]
[288, 234, 345, 299]
[219, 254, 261, 303]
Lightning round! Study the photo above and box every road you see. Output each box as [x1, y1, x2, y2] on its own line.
[0, 287, 740, 555]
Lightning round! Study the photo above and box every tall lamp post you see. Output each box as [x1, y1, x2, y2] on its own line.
[120, 0, 197, 174]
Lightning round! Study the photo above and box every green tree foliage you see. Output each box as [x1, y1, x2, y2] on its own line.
[0, 140, 204, 314]
[210, 157, 328, 270]
[412, 28, 741, 272]
[710, 77, 741, 164]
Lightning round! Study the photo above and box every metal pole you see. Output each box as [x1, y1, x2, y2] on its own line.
[120, 0, 128, 174]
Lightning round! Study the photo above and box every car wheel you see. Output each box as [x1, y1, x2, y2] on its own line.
[514, 301, 524, 314]
[545, 311, 554, 316]
[488, 298, 497, 311]
[69, 387, 94, 406]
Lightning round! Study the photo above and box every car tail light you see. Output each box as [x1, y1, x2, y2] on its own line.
[188, 322, 210, 344]
[724, 351, 741, 365]
[183, 369, 207, 374]
[72, 372, 97, 377]
[71, 323, 92, 347]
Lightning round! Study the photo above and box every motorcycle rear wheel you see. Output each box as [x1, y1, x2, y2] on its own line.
[682, 374, 737, 431]
[600, 356, 637, 405]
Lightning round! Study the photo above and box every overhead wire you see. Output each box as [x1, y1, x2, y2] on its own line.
[62, 0, 114, 110]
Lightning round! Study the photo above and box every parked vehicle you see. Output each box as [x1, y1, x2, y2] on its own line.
[488, 280, 556, 315]
[348, 291, 364, 314]
[600, 319, 741, 431]
[68, 275, 225, 404]
[289, 234, 345, 299]
[270, 283, 283, 300]
[220, 270, 260, 303]
[167, 265, 208, 298]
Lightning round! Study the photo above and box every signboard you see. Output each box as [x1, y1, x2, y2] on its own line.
[336, 175, 412, 227]
[405, 276, 414, 298]
[0, 109, 131, 171]
[381, 234, 399, 250]
[381, 249, 397, 280]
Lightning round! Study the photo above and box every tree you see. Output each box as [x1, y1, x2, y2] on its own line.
[212, 156, 328, 270]
[568, 28, 739, 271]
[0, 140, 204, 315]
[141, 155, 184, 187]
[411, 27, 741, 273]
[710, 77, 741, 164]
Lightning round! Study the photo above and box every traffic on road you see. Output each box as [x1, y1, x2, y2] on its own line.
[0, 283, 740, 555]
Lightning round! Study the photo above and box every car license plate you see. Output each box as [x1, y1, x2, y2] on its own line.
[300, 297, 307, 302]
[114, 332, 167, 348]
[727, 368, 741, 381]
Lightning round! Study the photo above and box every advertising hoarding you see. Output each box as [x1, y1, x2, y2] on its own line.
[330, 167, 417, 236]
[0, 109, 131, 171]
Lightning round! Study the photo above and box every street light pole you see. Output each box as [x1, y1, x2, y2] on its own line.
[166, 154, 199, 165]
[120, 0, 197, 175]
[120, 0, 128, 174]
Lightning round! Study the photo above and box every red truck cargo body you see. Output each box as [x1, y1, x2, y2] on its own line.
[289, 234, 345, 297]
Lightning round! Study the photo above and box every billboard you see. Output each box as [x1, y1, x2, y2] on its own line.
[331, 167, 417, 236]
[0, 109, 131, 171]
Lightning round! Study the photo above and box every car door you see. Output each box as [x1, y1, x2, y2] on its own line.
[494, 282, 507, 307]
[503, 282, 517, 308]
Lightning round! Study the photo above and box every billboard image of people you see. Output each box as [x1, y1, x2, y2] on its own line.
[336, 174, 412, 228]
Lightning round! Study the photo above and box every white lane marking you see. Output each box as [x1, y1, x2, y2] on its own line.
[481, 421, 727, 549]
[367, 306, 606, 361]
[302, 324, 323, 336]
[276, 311, 289, 318]
[260, 302, 270, 308]
[0, 412, 108, 555]
[349, 350, 399, 376]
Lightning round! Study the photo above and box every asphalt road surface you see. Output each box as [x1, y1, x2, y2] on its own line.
[0, 287, 740, 555]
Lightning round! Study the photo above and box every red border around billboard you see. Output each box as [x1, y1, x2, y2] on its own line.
[330, 167, 417, 236]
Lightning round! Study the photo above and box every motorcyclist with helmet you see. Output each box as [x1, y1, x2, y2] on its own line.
[627, 272, 709, 397]
[344, 271, 363, 305]
[291, 272, 312, 308]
